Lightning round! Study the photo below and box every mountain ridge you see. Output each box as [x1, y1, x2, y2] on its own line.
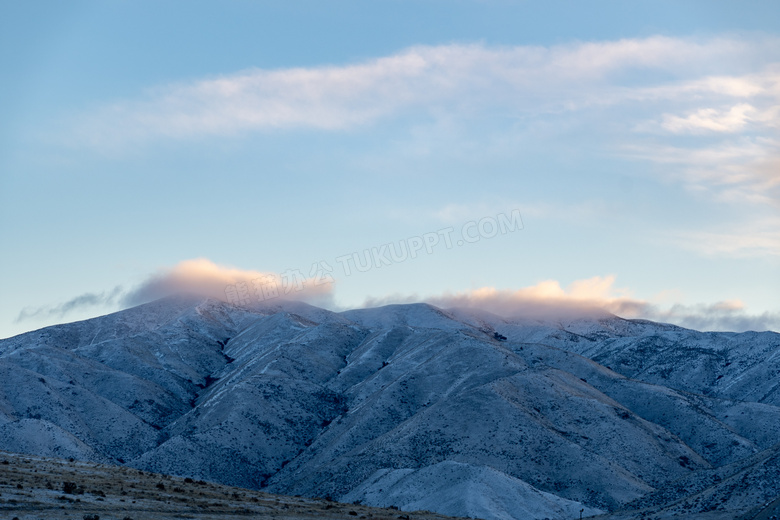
[1, 295, 778, 519]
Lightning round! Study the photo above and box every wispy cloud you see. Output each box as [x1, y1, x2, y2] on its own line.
[15, 259, 335, 324]
[421, 275, 639, 320]
[65, 36, 780, 144]
[627, 63, 780, 208]
[61, 35, 780, 217]
[407, 276, 779, 332]
[121, 258, 334, 308]
[639, 300, 780, 332]
[623, 137, 780, 207]
[16, 268, 778, 332]
[661, 103, 757, 133]
[16, 286, 124, 322]
[669, 216, 780, 258]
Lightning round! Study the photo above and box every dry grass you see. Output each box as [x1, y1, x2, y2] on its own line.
[0, 451, 471, 520]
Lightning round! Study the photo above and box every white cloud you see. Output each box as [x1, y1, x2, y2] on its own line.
[16, 287, 124, 322]
[57, 34, 780, 257]
[17, 268, 778, 333]
[66, 36, 780, 148]
[422, 275, 640, 320]
[661, 103, 756, 133]
[669, 217, 780, 258]
[122, 258, 334, 308]
[623, 137, 780, 207]
[63, 35, 780, 210]
[16, 259, 336, 324]
[640, 301, 780, 333]
[631, 70, 777, 103]
[413, 276, 779, 332]
[624, 62, 780, 207]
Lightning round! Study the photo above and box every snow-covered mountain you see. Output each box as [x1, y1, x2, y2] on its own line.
[1, 296, 778, 520]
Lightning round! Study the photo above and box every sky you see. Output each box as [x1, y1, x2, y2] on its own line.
[1, 0, 779, 338]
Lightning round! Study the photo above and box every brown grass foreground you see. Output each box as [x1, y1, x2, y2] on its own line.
[0, 451, 473, 520]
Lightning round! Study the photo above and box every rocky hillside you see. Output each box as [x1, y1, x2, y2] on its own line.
[1, 296, 778, 519]
[0, 449, 466, 520]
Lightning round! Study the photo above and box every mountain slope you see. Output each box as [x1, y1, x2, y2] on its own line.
[0, 449, 468, 520]
[0, 297, 778, 520]
[461, 311, 780, 406]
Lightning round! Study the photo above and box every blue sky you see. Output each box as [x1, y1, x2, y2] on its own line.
[2, 0, 779, 338]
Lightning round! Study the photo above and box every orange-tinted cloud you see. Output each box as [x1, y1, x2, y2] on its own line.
[15, 266, 778, 333]
[122, 258, 334, 308]
[423, 275, 640, 319]
[418, 276, 778, 331]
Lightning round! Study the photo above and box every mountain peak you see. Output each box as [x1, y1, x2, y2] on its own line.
[1, 300, 778, 520]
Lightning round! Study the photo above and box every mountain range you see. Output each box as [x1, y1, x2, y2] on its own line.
[1, 295, 778, 520]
